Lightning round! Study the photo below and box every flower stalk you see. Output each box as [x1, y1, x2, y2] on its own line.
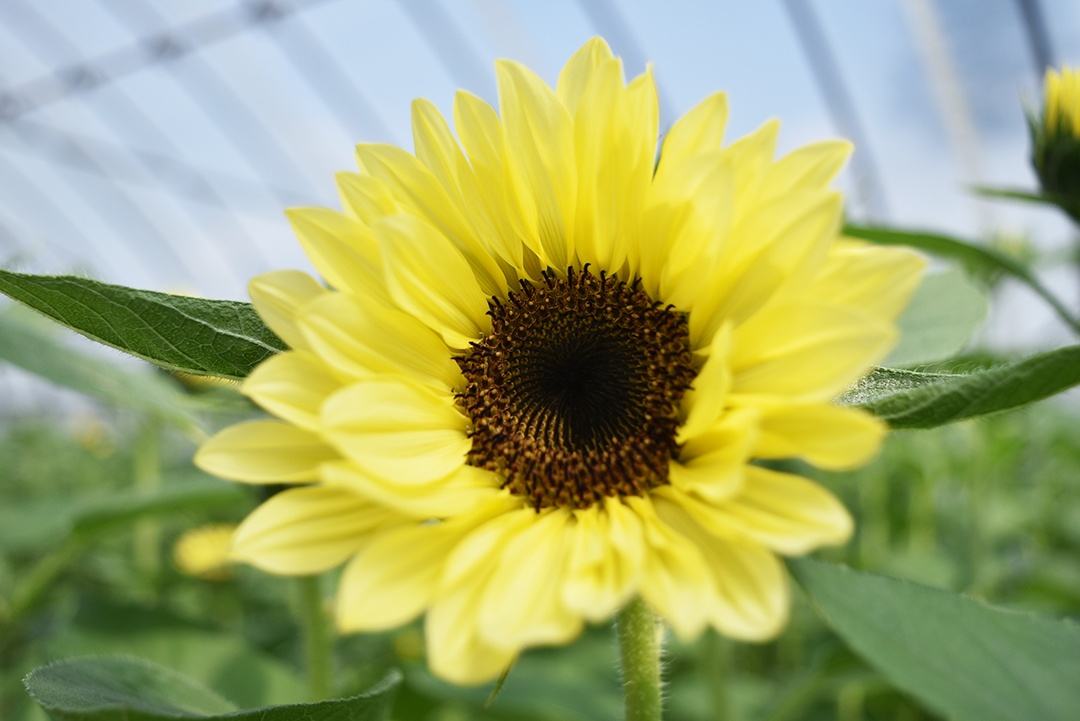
[617, 596, 664, 721]
[133, 418, 162, 579]
[297, 575, 333, 701]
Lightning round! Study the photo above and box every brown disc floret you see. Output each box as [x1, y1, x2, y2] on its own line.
[456, 267, 697, 510]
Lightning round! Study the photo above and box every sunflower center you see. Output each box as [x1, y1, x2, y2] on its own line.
[456, 268, 696, 510]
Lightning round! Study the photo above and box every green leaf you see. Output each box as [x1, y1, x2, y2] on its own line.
[844, 224, 1080, 333]
[970, 185, 1066, 207]
[0, 309, 201, 434]
[842, 344, 1080, 428]
[884, 267, 988, 367]
[0, 270, 285, 380]
[46, 603, 305, 709]
[789, 557, 1080, 721]
[24, 656, 400, 721]
[25, 657, 236, 719]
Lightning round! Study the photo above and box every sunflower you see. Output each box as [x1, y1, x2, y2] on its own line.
[195, 37, 924, 685]
[1042, 65, 1080, 139]
[1032, 65, 1080, 215]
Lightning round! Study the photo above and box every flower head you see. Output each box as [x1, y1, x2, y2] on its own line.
[195, 38, 924, 685]
[1032, 65, 1080, 211]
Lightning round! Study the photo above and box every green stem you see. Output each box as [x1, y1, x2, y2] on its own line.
[297, 576, 332, 702]
[704, 631, 730, 721]
[616, 597, 663, 721]
[4, 540, 84, 627]
[133, 418, 162, 579]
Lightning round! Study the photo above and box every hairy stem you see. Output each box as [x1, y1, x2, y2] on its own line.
[617, 596, 663, 721]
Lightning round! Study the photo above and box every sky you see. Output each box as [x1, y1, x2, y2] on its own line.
[1, 0, 1080, 412]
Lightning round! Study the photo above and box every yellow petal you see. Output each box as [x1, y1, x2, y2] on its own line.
[562, 499, 644, 621]
[284, 208, 389, 304]
[337, 520, 460, 631]
[412, 99, 511, 283]
[373, 213, 491, 349]
[248, 271, 327, 351]
[654, 493, 789, 640]
[690, 190, 843, 346]
[195, 420, 338, 483]
[358, 139, 507, 297]
[723, 119, 779, 205]
[619, 67, 660, 274]
[729, 302, 896, 400]
[322, 461, 502, 518]
[656, 92, 728, 177]
[556, 37, 615, 116]
[571, 57, 626, 270]
[805, 241, 927, 321]
[570, 58, 658, 273]
[336, 172, 400, 225]
[241, 351, 341, 431]
[298, 291, 462, 391]
[426, 580, 520, 685]
[669, 408, 756, 503]
[427, 509, 537, 684]
[496, 59, 577, 271]
[627, 497, 713, 638]
[322, 377, 470, 485]
[677, 322, 733, 442]
[759, 140, 852, 202]
[231, 484, 397, 575]
[453, 90, 529, 268]
[639, 152, 735, 305]
[671, 467, 853, 555]
[477, 508, 583, 649]
[750, 401, 886, 470]
[439, 506, 536, 590]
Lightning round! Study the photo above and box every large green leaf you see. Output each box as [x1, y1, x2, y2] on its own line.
[844, 224, 1080, 333]
[25, 657, 235, 719]
[884, 267, 988, 367]
[0, 270, 285, 380]
[45, 603, 305, 709]
[24, 656, 400, 721]
[842, 344, 1080, 428]
[789, 557, 1080, 721]
[0, 309, 201, 434]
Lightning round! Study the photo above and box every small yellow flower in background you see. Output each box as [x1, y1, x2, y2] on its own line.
[71, 412, 116, 458]
[173, 524, 237, 581]
[1032, 65, 1080, 214]
[195, 37, 924, 685]
[1041, 66, 1080, 138]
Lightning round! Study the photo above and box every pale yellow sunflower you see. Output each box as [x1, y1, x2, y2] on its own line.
[195, 37, 924, 685]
